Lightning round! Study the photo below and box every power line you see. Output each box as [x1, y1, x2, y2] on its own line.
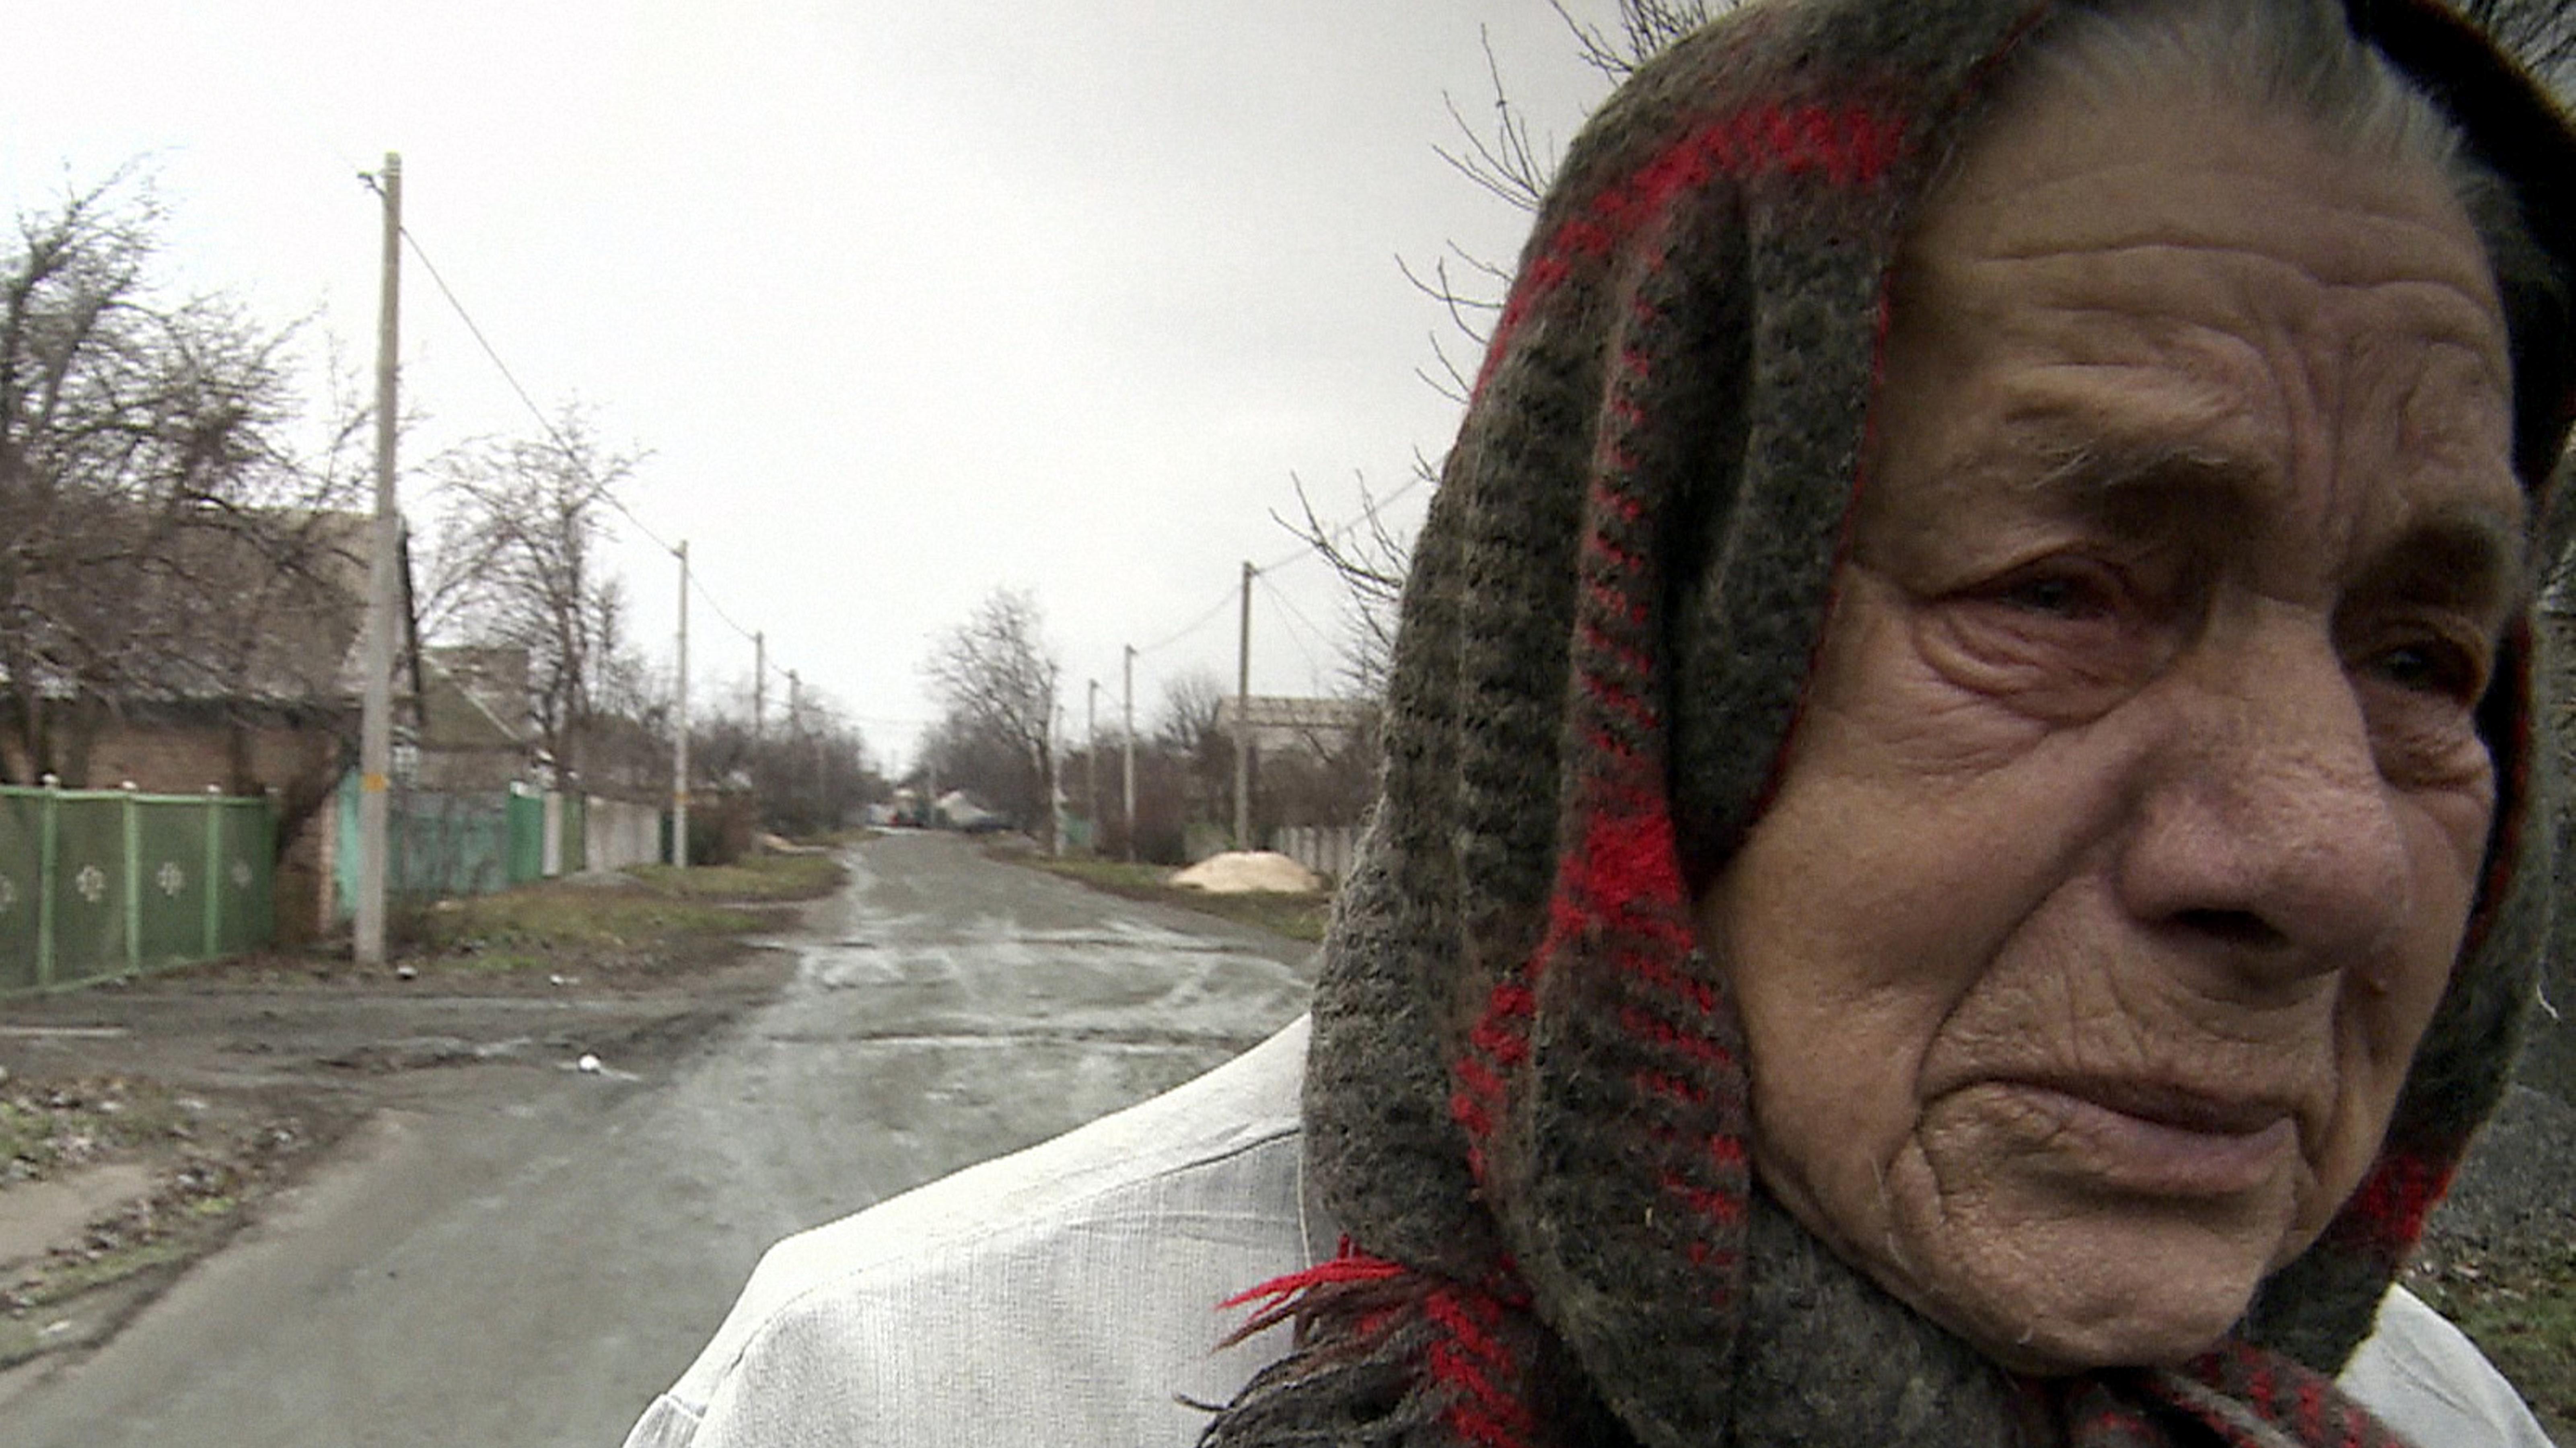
[1139, 473, 1429, 656]
[385, 168, 1419, 735]
[1256, 572, 1331, 690]
[1258, 469, 1432, 574]
[688, 571, 760, 646]
[1136, 584, 1240, 656]
[1260, 572, 1340, 656]
[376, 184, 780, 666]
[363, 180, 676, 554]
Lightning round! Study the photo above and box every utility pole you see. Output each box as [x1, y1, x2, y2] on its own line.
[1086, 679, 1099, 853]
[1121, 645, 1137, 862]
[356, 152, 401, 967]
[1047, 701, 1065, 858]
[751, 631, 767, 836]
[1234, 559, 1253, 852]
[672, 540, 690, 870]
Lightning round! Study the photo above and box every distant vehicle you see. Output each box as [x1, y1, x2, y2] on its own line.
[933, 790, 1006, 833]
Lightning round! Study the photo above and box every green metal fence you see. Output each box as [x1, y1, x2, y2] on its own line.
[506, 787, 544, 885]
[0, 785, 276, 993]
[332, 775, 559, 920]
[558, 794, 587, 879]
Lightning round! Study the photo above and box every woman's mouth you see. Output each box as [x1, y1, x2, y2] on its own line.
[1999, 1080, 2299, 1198]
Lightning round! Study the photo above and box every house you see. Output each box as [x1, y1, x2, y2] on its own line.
[1212, 695, 1377, 759]
[416, 645, 539, 791]
[0, 509, 422, 942]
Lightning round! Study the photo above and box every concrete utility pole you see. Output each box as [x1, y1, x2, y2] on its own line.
[787, 669, 802, 810]
[752, 631, 765, 753]
[1047, 702, 1065, 858]
[356, 152, 402, 967]
[672, 540, 690, 870]
[1234, 560, 1253, 852]
[1085, 679, 1099, 852]
[1121, 645, 1137, 862]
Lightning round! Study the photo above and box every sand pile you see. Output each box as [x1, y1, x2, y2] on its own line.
[1170, 851, 1322, 895]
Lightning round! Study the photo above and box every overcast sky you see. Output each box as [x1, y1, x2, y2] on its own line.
[1, 0, 1622, 771]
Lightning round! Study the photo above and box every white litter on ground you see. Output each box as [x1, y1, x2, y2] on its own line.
[1169, 851, 1322, 895]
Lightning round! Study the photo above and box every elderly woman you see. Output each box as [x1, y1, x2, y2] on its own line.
[625, 0, 2575, 1444]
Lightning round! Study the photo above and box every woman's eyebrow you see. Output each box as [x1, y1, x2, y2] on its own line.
[2351, 504, 2531, 620]
[2015, 434, 2269, 541]
[2008, 434, 2526, 607]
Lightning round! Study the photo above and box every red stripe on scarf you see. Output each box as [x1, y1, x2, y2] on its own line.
[1451, 806, 1697, 1153]
[1579, 577, 1650, 628]
[1475, 101, 1908, 397]
[1621, 1005, 1734, 1062]
[2326, 1150, 2450, 1257]
[1660, 1175, 1749, 1226]
[1424, 1288, 1541, 1448]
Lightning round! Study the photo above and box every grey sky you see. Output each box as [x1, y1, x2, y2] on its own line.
[2, 1, 1617, 770]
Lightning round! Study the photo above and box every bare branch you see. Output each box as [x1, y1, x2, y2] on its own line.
[920, 587, 1061, 831]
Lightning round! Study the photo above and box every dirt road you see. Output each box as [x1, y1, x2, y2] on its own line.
[0, 831, 1317, 1448]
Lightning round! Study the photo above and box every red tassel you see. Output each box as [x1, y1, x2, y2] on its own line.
[1219, 1238, 1407, 1314]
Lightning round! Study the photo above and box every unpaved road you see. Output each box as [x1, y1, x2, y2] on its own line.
[0, 832, 1317, 1448]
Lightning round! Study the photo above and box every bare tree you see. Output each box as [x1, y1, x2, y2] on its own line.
[422, 405, 641, 782]
[920, 587, 1060, 835]
[1302, 5, 1741, 692]
[1553, 0, 1724, 80]
[0, 165, 359, 786]
[694, 676, 883, 838]
[1403, 2, 1738, 401]
[1156, 668, 1227, 755]
[2453, 0, 2576, 89]
[1278, 471, 1416, 699]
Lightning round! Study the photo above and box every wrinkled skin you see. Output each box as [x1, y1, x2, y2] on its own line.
[1696, 74, 2523, 1375]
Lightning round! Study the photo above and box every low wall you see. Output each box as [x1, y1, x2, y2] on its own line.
[1270, 825, 1358, 885]
[584, 797, 663, 872]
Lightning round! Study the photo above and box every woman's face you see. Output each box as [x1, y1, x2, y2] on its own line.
[1694, 78, 2522, 1373]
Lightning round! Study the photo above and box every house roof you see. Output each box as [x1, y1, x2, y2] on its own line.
[419, 645, 530, 752]
[3, 505, 422, 715]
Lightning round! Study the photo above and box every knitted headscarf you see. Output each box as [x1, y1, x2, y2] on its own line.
[1206, 2, 2576, 1445]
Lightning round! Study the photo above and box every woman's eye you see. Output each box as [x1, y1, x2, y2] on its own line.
[2364, 637, 2483, 703]
[1991, 566, 2115, 619]
[1918, 555, 2169, 718]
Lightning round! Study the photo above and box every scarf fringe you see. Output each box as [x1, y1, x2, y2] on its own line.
[1204, 1248, 1562, 1448]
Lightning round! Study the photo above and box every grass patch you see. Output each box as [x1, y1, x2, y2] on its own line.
[0, 1079, 188, 1183]
[411, 884, 757, 955]
[2410, 1246, 2576, 1439]
[380, 850, 845, 980]
[1020, 856, 1331, 943]
[14, 1236, 195, 1310]
[623, 852, 848, 902]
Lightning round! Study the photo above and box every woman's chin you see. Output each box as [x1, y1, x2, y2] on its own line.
[1783, 1155, 2303, 1376]
[1892, 1214, 2281, 1376]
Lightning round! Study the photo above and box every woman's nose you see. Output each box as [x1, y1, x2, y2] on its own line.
[2114, 612, 2419, 990]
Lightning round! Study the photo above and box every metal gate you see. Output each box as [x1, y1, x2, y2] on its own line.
[0, 785, 276, 992]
